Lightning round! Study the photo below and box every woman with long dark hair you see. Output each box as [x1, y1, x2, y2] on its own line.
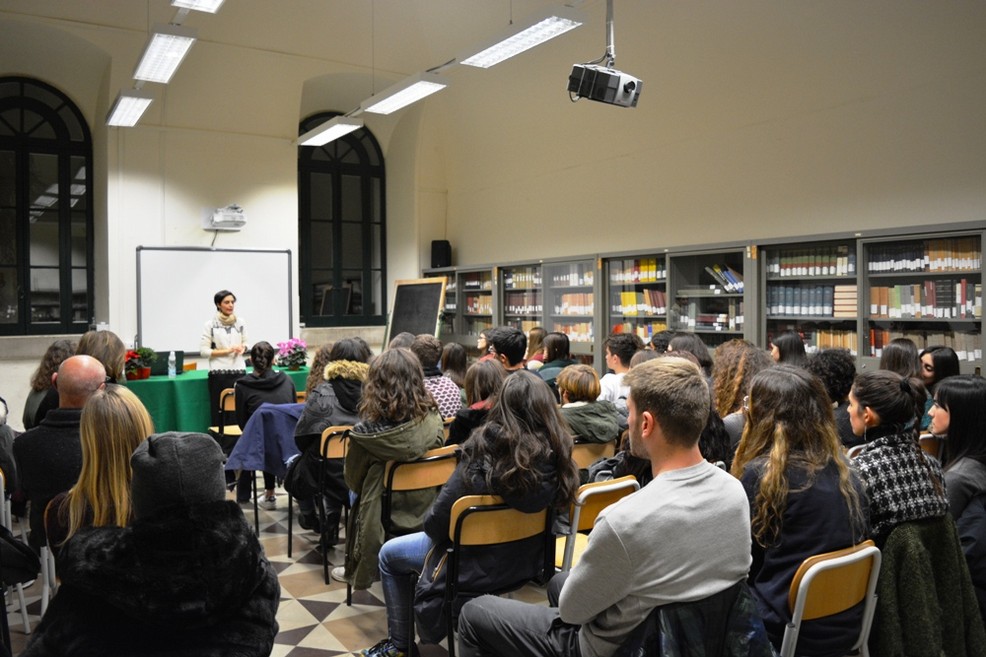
[446, 359, 506, 446]
[769, 330, 807, 368]
[440, 342, 468, 389]
[732, 365, 868, 654]
[932, 375, 986, 519]
[23, 338, 75, 430]
[335, 348, 446, 589]
[849, 370, 946, 542]
[362, 371, 579, 657]
[537, 332, 578, 391]
[234, 341, 296, 509]
[918, 345, 961, 430]
[879, 337, 921, 378]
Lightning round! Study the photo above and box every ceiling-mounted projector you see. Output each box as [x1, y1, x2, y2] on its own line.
[567, 64, 641, 108]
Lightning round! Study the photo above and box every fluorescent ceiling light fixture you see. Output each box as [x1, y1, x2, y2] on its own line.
[461, 8, 583, 68]
[134, 24, 197, 83]
[171, 0, 225, 12]
[106, 89, 154, 127]
[360, 72, 449, 115]
[297, 116, 364, 146]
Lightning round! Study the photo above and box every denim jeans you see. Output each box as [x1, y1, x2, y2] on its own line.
[379, 531, 434, 647]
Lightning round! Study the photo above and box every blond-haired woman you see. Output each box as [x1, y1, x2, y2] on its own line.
[45, 386, 154, 557]
[731, 364, 868, 655]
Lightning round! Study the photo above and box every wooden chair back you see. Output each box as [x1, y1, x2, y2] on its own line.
[571, 440, 616, 470]
[319, 425, 351, 460]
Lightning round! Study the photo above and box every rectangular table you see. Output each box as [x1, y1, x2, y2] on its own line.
[127, 367, 309, 433]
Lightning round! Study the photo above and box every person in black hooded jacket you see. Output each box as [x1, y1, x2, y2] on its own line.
[360, 371, 579, 657]
[21, 432, 279, 657]
[234, 341, 296, 508]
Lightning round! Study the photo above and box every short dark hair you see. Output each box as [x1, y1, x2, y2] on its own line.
[410, 334, 443, 369]
[650, 330, 675, 354]
[605, 333, 643, 368]
[668, 332, 713, 376]
[486, 327, 527, 367]
[805, 348, 856, 404]
[213, 289, 235, 309]
[330, 337, 372, 363]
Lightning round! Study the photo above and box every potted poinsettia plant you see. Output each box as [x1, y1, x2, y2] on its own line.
[276, 338, 307, 370]
[125, 347, 157, 380]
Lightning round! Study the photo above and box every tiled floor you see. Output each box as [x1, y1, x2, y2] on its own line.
[5, 487, 549, 656]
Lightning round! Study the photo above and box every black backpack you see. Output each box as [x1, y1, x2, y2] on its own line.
[0, 524, 40, 586]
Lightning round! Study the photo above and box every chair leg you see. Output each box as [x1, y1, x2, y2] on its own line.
[407, 572, 418, 656]
[346, 581, 352, 606]
[40, 546, 52, 616]
[14, 583, 29, 634]
[287, 492, 293, 558]
[252, 471, 259, 535]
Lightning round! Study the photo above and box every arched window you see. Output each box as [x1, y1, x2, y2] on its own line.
[298, 112, 386, 327]
[0, 77, 93, 335]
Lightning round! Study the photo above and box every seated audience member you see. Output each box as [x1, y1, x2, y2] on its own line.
[732, 365, 869, 655]
[667, 332, 713, 378]
[932, 376, 986, 520]
[485, 326, 527, 373]
[362, 371, 579, 657]
[849, 370, 947, 543]
[475, 330, 495, 362]
[525, 326, 547, 371]
[388, 332, 415, 350]
[769, 330, 807, 368]
[629, 349, 659, 368]
[919, 345, 961, 431]
[0, 395, 17, 494]
[804, 348, 860, 448]
[710, 339, 773, 452]
[598, 332, 643, 404]
[290, 338, 371, 535]
[14, 355, 106, 551]
[23, 338, 75, 430]
[411, 334, 463, 418]
[46, 386, 154, 559]
[879, 337, 921, 379]
[446, 359, 506, 446]
[440, 342, 468, 390]
[557, 364, 620, 444]
[333, 348, 445, 588]
[458, 358, 755, 657]
[21, 432, 279, 657]
[305, 342, 335, 396]
[648, 329, 675, 354]
[234, 341, 297, 510]
[33, 330, 125, 427]
[538, 332, 578, 393]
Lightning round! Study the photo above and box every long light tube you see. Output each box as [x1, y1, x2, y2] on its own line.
[360, 72, 449, 115]
[297, 116, 364, 146]
[171, 0, 225, 13]
[134, 24, 197, 83]
[106, 89, 154, 127]
[460, 8, 583, 68]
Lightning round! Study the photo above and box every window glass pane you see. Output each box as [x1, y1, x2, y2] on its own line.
[23, 81, 62, 110]
[0, 150, 14, 206]
[342, 270, 363, 315]
[71, 213, 86, 266]
[0, 209, 16, 264]
[30, 268, 60, 322]
[0, 109, 18, 137]
[0, 267, 17, 324]
[368, 269, 382, 316]
[311, 271, 334, 316]
[310, 172, 332, 220]
[339, 141, 359, 165]
[371, 224, 382, 269]
[23, 109, 55, 139]
[71, 268, 87, 322]
[310, 221, 333, 270]
[59, 105, 84, 142]
[340, 175, 361, 219]
[30, 217, 59, 266]
[70, 157, 87, 210]
[361, 134, 381, 167]
[29, 153, 59, 222]
[371, 178, 382, 223]
[341, 222, 363, 269]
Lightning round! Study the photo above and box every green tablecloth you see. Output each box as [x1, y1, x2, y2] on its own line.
[127, 367, 309, 433]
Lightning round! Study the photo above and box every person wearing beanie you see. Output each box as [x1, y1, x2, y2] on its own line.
[21, 432, 279, 657]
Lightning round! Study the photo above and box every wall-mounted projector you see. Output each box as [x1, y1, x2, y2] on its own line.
[203, 204, 247, 231]
[568, 64, 641, 108]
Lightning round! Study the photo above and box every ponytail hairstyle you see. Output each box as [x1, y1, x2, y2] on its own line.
[732, 365, 864, 547]
[250, 341, 276, 376]
[851, 370, 927, 430]
[461, 371, 578, 510]
[936, 375, 986, 468]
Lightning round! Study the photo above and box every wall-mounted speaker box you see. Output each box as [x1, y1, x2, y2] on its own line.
[431, 240, 451, 268]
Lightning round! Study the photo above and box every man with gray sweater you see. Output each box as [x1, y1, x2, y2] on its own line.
[457, 357, 753, 657]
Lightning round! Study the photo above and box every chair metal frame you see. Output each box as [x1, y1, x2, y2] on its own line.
[780, 540, 881, 657]
[444, 494, 554, 657]
[0, 467, 30, 636]
[571, 439, 617, 470]
[302, 425, 351, 581]
[555, 475, 639, 572]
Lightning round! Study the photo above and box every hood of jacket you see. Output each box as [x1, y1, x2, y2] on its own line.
[349, 411, 445, 462]
[236, 369, 288, 392]
[323, 359, 369, 382]
[561, 399, 621, 443]
[56, 500, 279, 628]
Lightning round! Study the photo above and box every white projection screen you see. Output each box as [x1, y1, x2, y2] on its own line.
[136, 246, 292, 354]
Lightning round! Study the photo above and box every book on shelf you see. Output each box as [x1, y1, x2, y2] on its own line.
[867, 237, 981, 273]
[869, 279, 981, 319]
[552, 321, 593, 343]
[767, 245, 856, 277]
[612, 321, 668, 340]
[611, 257, 665, 283]
[555, 293, 593, 316]
[869, 327, 982, 362]
[551, 263, 594, 287]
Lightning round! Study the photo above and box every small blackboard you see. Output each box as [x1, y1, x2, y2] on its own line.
[385, 278, 447, 344]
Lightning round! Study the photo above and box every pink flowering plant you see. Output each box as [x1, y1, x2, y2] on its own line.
[276, 338, 308, 369]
